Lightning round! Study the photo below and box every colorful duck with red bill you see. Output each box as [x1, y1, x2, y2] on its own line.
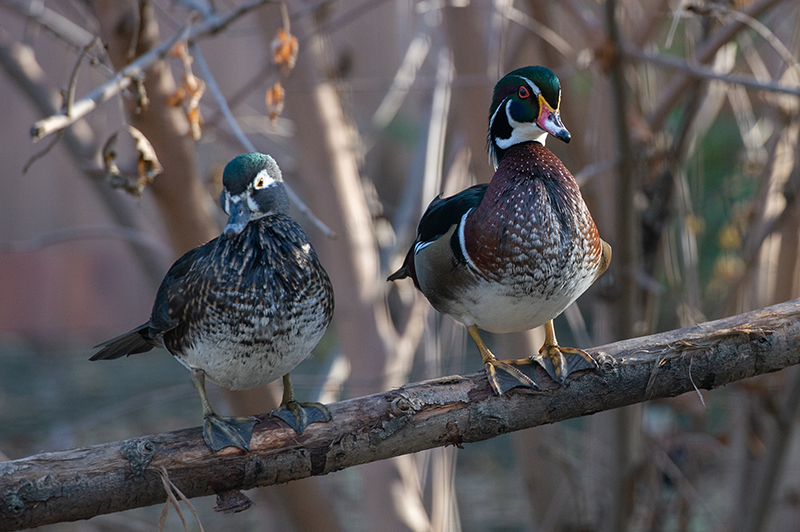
[389, 66, 611, 394]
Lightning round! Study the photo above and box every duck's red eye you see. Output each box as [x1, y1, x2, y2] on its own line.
[518, 86, 530, 99]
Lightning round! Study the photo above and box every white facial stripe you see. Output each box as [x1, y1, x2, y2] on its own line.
[488, 78, 537, 130]
[246, 194, 260, 213]
[253, 168, 278, 190]
[518, 75, 540, 96]
[488, 102, 504, 132]
[520, 75, 561, 109]
[494, 99, 548, 149]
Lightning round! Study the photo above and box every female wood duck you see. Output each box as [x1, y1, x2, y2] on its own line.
[91, 153, 334, 451]
[389, 66, 611, 395]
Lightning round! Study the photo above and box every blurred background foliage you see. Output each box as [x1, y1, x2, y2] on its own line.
[1, 0, 799, 531]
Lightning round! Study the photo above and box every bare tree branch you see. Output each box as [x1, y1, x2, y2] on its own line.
[29, 18, 192, 141]
[1, 299, 798, 531]
[29, 0, 274, 141]
[0, 225, 171, 257]
[647, 0, 786, 131]
[2, 0, 99, 50]
[624, 47, 800, 98]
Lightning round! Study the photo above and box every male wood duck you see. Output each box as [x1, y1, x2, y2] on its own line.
[91, 153, 334, 451]
[389, 66, 611, 394]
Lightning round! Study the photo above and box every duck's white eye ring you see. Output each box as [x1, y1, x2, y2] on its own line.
[253, 168, 275, 190]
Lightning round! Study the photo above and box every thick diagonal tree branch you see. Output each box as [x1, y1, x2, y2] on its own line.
[1, 299, 799, 531]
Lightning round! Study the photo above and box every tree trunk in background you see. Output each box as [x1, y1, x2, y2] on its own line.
[443, 3, 492, 184]
[283, 10, 411, 532]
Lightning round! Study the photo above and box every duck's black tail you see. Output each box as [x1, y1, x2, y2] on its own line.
[90, 324, 157, 360]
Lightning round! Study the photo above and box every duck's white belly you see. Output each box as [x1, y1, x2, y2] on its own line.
[174, 317, 326, 391]
[431, 266, 597, 334]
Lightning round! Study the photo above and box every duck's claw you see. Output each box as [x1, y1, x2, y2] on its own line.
[485, 358, 539, 395]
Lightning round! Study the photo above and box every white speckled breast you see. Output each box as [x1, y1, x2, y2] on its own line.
[163, 215, 333, 390]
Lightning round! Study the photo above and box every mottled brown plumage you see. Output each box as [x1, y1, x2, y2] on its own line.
[464, 142, 607, 298]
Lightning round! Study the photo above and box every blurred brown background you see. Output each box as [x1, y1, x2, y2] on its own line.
[1, 0, 799, 531]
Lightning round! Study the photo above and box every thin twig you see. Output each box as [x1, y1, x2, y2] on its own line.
[21, 130, 62, 174]
[158, 467, 206, 532]
[0, 225, 172, 259]
[501, 4, 575, 59]
[126, 3, 142, 62]
[688, 356, 707, 409]
[625, 47, 800, 98]
[24, 39, 93, 173]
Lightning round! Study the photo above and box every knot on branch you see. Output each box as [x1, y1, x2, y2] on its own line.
[1, 492, 25, 519]
[369, 393, 418, 446]
[120, 437, 156, 477]
[1, 474, 60, 520]
[593, 350, 619, 375]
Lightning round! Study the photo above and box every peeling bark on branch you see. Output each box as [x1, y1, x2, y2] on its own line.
[2, 299, 799, 531]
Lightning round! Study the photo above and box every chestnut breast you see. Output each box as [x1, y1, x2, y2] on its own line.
[463, 142, 603, 300]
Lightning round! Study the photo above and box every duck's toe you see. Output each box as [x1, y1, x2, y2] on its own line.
[485, 358, 540, 395]
[271, 400, 332, 434]
[202, 414, 259, 452]
[533, 345, 597, 385]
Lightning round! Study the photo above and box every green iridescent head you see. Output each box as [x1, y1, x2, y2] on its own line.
[488, 66, 570, 168]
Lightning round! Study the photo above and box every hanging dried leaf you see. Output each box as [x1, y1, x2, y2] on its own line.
[131, 75, 149, 113]
[167, 42, 206, 140]
[102, 132, 122, 181]
[265, 82, 285, 124]
[100, 127, 162, 198]
[126, 125, 163, 185]
[170, 41, 187, 59]
[271, 28, 299, 74]
[185, 75, 205, 141]
[166, 85, 186, 107]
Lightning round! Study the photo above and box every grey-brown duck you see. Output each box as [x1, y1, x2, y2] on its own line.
[92, 153, 334, 451]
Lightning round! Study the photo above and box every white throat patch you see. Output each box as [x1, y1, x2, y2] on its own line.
[496, 100, 548, 149]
